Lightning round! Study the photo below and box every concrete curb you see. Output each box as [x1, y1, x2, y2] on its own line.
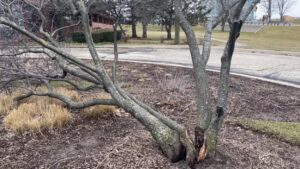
[104, 59, 300, 89]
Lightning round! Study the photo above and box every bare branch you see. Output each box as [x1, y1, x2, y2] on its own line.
[51, 21, 81, 36]
[14, 91, 117, 109]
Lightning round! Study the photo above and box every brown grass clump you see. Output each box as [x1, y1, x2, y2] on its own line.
[81, 105, 118, 119]
[0, 94, 17, 116]
[81, 92, 118, 119]
[4, 103, 72, 133]
[55, 87, 80, 101]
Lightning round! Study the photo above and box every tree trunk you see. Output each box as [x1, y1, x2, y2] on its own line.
[132, 21, 138, 38]
[280, 14, 284, 22]
[206, 20, 243, 156]
[268, 0, 272, 22]
[175, 16, 180, 44]
[57, 15, 65, 41]
[118, 23, 126, 37]
[221, 20, 226, 32]
[142, 23, 147, 39]
[119, 99, 185, 162]
[166, 24, 172, 40]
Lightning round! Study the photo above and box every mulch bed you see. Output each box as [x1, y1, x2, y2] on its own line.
[0, 62, 299, 169]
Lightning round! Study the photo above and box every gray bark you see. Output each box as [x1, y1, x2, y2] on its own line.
[142, 23, 147, 39]
[112, 22, 119, 83]
[175, 15, 180, 44]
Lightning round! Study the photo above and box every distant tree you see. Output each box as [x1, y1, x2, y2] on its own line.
[159, 0, 175, 40]
[276, 0, 296, 22]
[215, 0, 242, 32]
[261, 0, 274, 22]
[160, 0, 207, 40]
[92, 0, 127, 36]
[136, 0, 163, 38]
[216, 0, 230, 32]
[125, 0, 141, 38]
[184, 0, 208, 25]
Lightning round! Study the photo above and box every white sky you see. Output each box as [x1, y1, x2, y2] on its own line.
[256, 0, 300, 19]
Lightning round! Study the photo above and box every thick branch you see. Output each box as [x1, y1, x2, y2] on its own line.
[51, 21, 81, 36]
[14, 91, 117, 109]
[174, 0, 212, 131]
[0, 17, 98, 75]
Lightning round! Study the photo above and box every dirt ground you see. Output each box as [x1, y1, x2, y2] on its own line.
[0, 62, 299, 169]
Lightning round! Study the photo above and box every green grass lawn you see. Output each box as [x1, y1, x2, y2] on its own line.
[121, 24, 300, 52]
[237, 26, 300, 52]
[67, 24, 300, 52]
[121, 24, 223, 45]
[292, 19, 300, 25]
[228, 119, 300, 146]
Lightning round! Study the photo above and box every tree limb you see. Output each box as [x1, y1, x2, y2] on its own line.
[14, 91, 117, 109]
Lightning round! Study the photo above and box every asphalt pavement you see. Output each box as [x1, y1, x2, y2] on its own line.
[66, 45, 300, 88]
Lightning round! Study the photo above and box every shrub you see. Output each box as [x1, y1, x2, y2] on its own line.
[72, 32, 86, 43]
[4, 103, 72, 133]
[158, 74, 191, 93]
[72, 30, 122, 43]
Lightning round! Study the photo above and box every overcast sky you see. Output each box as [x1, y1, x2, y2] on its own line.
[256, 0, 300, 19]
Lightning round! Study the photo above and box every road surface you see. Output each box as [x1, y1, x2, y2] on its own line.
[65, 45, 300, 87]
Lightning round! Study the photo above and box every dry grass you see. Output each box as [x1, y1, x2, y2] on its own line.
[2, 87, 78, 133]
[81, 92, 118, 119]
[81, 105, 118, 119]
[1, 87, 119, 133]
[0, 93, 18, 116]
[4, 103, 72, 133]
[158, 74, 191, 93]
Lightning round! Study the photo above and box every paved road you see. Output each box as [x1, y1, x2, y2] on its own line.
[66, 45, 300, 87]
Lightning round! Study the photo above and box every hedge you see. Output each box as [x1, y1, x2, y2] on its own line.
[72, 30, 122, 43]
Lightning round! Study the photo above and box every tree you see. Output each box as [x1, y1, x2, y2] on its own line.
[215, 0, 242, 32]
[261, 0, 273, 22]
[159, 0, 207, 41]
[136, 0, 163, 38]
[124, 0, 141, 38]
[0, 0, 260, 167]
[92, 0, 127, 36]
[276, 0, 296, 22]
[216, 0, 230, 31]
[159, 0, 175, 40]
